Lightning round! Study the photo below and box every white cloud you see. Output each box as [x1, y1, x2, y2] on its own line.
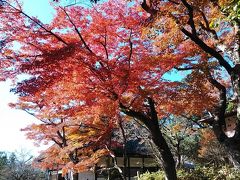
[0, 81, 46, 156]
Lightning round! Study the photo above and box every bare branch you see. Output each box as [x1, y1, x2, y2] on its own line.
[141, 0, 157, 15]
[99, 29, 109, 60]
[62, 7, 93, 53]
[199, 10, 218, 39]
[128, 29, 133, 69]
[119, 102, 151, 129]
[180, 0, 196, 35]
[51, 138, 63, 147]
[147, 97, 158, 121]
[174, 66, 196, 71]
[181, 28, 232, 74]
[3, 1, 68, 45]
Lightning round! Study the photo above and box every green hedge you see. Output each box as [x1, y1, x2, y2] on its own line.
[138, 166, 240, 180]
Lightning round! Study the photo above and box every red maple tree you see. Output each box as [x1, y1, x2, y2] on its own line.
[0, 0, 189, 178]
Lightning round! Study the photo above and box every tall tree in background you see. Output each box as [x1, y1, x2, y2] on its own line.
[139, 0, 240, 166]
[162, 116, 200, 168]
[0, 150, 44, 180]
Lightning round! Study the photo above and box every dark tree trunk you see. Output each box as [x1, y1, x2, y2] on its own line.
[213, 123, 240, 167]
[224, 137, 240, 167]
[120, 98, 177, 180]
[208, 74, 240, 167]
[118, 118, 127, 180]
[176, 141, 182, 168]
[149, 121, 177, 180]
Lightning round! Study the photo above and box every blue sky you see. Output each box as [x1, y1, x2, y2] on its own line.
[23, 0, 55, 23]
[0, 0, 55, 155]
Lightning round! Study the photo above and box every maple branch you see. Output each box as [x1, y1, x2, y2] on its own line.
[2, 1, 68, 45]
[121, 29, 133, 93]
[175, 63, 218, 71]
[206, 70, 227, 127]
[0, 10, 18, 13]
[198, 115, 214, 124]
[128, 29, 133, 68]
[51, 137, 63, 147]
[69, 151, 79, 164]
[117, 117, 127, 179]
[98, 34, 113, 80]
[65, 123, 102, 131]
[62, 7, 93, 54]
[22, 109, 36, 117]
[175, 1, 232, 75]
[180, 0, 196, 35]
[119, 103, 151, 129]
[104, 145, 126, 180]
[99, 30, 109, 60]
[206, 72, 226, 94]
[147, 97, 158, 121]
[199, 10, 218, 39]
[141, 0, 157, 15]
[56, 130, 66, 145]
[62, 126, 67, 146]
[24, 42, 44, 52]
[182, 115, 208, 128]
[79, 60, 109, 86]
[174, 66, 196, 71]
[181, 28, 232, 75]
[22, 109, 57, 126]
[22, 15, 68, 46]
[15, 54, 43, 59]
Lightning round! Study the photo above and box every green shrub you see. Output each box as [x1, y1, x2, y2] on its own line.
[138, 166, 240, 180]
[138, 171, 165, 180]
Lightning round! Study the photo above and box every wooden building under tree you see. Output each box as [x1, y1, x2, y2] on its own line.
[45, 140, 159, 180]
